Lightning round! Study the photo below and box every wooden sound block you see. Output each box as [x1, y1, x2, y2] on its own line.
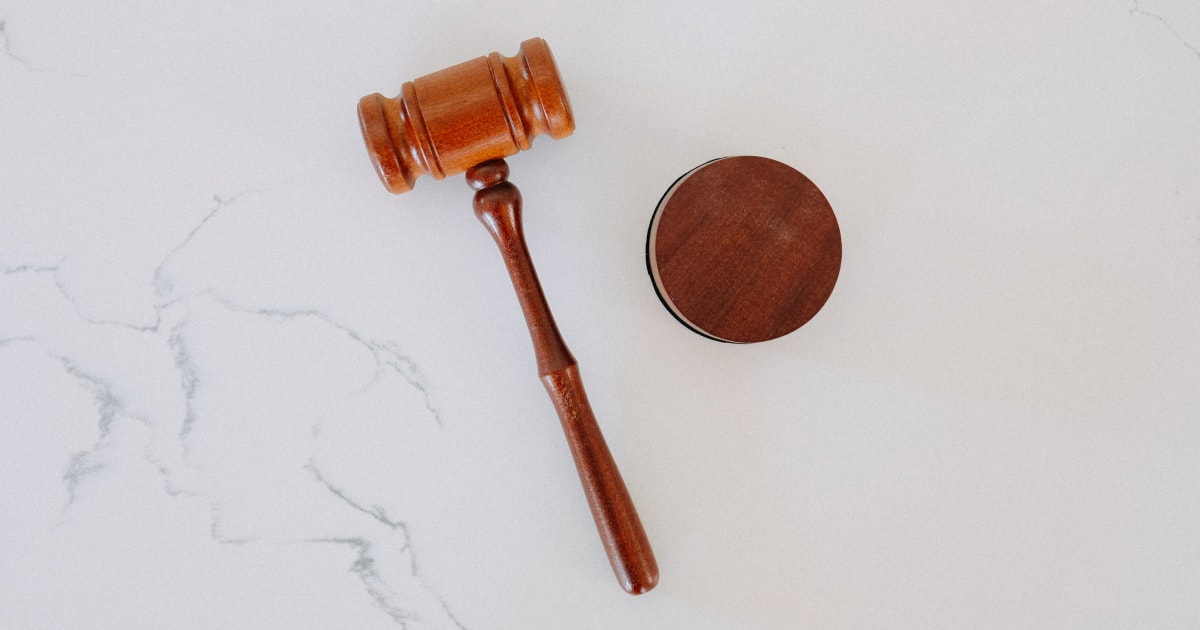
[646, 156, 842, 343]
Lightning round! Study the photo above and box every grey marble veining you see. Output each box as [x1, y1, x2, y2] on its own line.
[3, 2, 1199, 628]
[1129, 0, 1200, 62]
[1, 177, 463, 627]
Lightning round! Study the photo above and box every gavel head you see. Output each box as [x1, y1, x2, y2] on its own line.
[357, 37, 575, 194]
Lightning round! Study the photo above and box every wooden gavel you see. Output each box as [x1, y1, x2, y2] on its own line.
[357, 38, 658, 595]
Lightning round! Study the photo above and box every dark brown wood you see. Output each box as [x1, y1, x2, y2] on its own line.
[358, 37, 574, 194]
[468, 159, 658, 595]
[647, 156, 842, 343]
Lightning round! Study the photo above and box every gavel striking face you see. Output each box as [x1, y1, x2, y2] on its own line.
[357, 38, 658, 595]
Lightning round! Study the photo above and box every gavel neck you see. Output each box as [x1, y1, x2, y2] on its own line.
[468, 159, 577, 376]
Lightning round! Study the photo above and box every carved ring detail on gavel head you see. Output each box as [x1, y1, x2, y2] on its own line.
[357, 37, 575, 194]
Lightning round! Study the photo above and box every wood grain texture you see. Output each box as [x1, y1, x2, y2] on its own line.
[468, 160, 658, 595]
[358, 38, 573, 194]
[647, 156, 842, 343]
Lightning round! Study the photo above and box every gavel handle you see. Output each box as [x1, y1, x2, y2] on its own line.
[468, 159, 658, 595]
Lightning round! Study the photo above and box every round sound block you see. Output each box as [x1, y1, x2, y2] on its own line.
[646, 156, 841, 343]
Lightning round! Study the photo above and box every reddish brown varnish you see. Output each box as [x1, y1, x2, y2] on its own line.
[358, 40, 657, 595]
[468, 159, 657, 595]
[357, 37, 574, 194]
[648, 156, 841, 343]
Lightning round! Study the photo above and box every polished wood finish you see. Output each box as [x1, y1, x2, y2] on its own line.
[358, 37, 574, 194]
[468, 159, 658, 595]
[357, 41, 656, 594]
[647, 156, 841, 343]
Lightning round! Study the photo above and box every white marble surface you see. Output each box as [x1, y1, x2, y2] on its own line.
[2, 1, 1198, 628]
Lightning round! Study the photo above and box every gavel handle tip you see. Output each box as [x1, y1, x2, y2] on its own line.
[543, 365, 659, 595]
